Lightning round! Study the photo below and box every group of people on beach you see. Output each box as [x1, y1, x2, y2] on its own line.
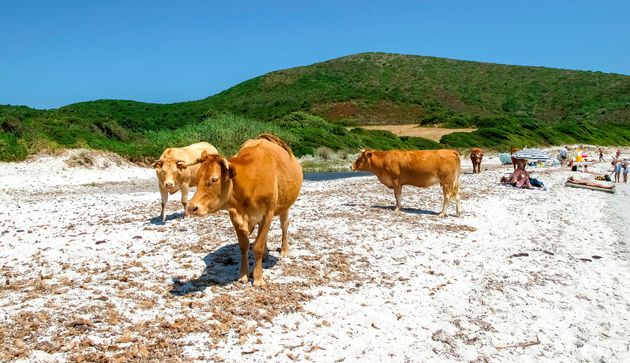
[561, 146, 627, 183]
[501, 146, 627, 190]
[611, 148, 628, 183]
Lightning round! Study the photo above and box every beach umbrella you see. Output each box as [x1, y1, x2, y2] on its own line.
[510, 148, 552, 161]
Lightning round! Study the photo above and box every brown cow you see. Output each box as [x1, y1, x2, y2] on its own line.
[187, 134, 303, 287]
[351, 149, 461, 217]
[470, 148, 483, 174]
[154, 142, 218, 222]
[510, 147, 521, 169]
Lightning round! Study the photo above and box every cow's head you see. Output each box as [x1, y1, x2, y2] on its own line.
[154, 159, 188, 192]
[351, 149, 373, 171]
[187, 152, 236, 216]
[470, 149, 483, 163]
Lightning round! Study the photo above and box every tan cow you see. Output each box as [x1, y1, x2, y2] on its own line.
[187, 134, 303, 287]
[470, 147, 483, 174]
[154, 142, 218, 222]
[351, 149, 461, 217]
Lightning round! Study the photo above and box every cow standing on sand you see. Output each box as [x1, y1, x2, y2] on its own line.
[154, 142, 218, 222]
[187, 134, 303, 287]
[470, 148, 483, 174]
[351, 149, 461, 217]
[510, 147, 521, 169]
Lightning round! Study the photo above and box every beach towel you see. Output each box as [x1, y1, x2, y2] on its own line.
[565, 182, 615, 194]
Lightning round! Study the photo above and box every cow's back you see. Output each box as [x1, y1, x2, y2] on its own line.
[232, 139, 302, 213]
[230, 139, 302, 214]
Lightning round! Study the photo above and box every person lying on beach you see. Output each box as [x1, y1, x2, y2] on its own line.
[567, 176, 614, 189]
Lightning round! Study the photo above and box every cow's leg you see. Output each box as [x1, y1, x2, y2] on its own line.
[279, 210, 290, 257]
[231, 219, 251, 284]
[439, 185, 451, 217]
[159, 187, 168, 222]
[455, 189, 461, 216]
[393, 182, 402, 211]
[180, 182, 189, 219]
[258, 223, 270, 261]
[252, 212, 273, 287]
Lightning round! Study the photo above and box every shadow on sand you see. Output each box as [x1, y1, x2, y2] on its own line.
[370, 205, 439, 216]
[170, 243, 278, 295]
[148, 212, 184, 225]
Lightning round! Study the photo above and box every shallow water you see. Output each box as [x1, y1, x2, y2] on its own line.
[303, 171, 372, 181]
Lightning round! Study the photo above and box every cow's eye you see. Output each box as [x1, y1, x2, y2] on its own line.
[211, 176, 219, 183]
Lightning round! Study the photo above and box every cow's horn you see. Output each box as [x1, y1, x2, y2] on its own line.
[186, 158, 203, 167]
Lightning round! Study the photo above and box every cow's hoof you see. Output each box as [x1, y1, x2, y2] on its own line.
[253, 279, 266, 288]
[238, 275, 249, 284]
[280, 249, 289, 258]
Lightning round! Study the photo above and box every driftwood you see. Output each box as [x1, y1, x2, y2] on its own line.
[495, 335, 540, 350]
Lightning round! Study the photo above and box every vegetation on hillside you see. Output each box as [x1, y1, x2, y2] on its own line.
[1, 52, 629, 162]
[0, 106, 439, 162]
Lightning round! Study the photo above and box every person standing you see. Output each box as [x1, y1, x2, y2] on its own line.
[598, 147, 604, 162]
[612, 160, 622, 183]
[559, 146, 568, 166]
[623, 160, 629, 183]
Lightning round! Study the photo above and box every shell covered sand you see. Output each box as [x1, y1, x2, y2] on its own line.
[1, 150, 629, 362]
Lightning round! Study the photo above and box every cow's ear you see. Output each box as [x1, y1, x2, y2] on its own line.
[220, 158, 236, 179]
[201, 150, 209, 160]
[176, 160, 187, 170]
[153, 160, 163, 169]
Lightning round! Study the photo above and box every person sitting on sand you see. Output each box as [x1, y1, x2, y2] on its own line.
[567, 176, 614, 190]
[500, 167, 532, 189]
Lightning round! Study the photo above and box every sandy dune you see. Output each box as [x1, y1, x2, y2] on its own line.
[1, 149, 629, 362]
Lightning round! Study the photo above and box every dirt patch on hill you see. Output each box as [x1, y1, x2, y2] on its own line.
[355, 124, 476, 142]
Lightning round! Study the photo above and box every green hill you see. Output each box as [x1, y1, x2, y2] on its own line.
[2, 52, 629, 161]
[207, 53, 630, 126]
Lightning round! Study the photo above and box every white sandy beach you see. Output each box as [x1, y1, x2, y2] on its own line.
[1, 149, 629, 362]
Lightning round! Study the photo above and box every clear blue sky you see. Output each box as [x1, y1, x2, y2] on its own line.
[1, 0, 628, 109]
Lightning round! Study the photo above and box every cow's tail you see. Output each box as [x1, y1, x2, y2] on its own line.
[257, 133, 294, 157]
[450, 151, 461, 200]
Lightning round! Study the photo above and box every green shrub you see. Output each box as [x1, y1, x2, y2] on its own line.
[314, 146, 333, 159]
[0, 132, 28, 161]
